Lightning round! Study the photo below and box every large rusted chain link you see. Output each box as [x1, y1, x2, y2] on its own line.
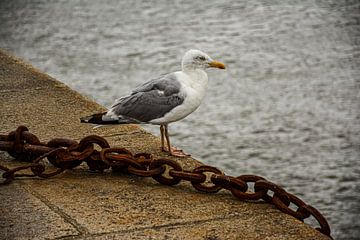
[0, 126, 332, 238]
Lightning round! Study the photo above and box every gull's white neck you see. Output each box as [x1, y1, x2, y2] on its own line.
[182, 68, 208, 91]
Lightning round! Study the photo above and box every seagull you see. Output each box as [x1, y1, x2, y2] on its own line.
[80, 49, 226, 157]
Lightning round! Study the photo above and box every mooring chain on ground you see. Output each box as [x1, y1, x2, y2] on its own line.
[0, 126, 332, 238]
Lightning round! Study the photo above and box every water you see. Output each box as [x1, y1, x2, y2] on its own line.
[0, 1, 359, 239]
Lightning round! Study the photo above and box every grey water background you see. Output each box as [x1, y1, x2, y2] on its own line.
[0, 0, 359, 239]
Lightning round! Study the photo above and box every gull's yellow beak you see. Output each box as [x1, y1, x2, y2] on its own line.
[208, 61, 226, 69]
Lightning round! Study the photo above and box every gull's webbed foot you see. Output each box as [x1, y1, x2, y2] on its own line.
[161, 146, 190, 158]
[169, 147, 191, 157]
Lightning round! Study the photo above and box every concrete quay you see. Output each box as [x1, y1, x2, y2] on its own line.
[0, 49, 329, 240]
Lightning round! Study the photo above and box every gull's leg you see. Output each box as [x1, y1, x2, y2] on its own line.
[160, 125, 166, 152]
[164, 124, 190, 157]
[164, 124, 172, 153]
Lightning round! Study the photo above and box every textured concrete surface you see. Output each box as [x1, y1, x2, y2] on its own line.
[0, 49, 329, 239]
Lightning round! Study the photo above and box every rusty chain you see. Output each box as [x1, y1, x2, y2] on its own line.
[0, 126, 332, 238]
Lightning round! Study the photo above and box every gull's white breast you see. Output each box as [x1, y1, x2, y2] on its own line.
[150, 70, 208, 124]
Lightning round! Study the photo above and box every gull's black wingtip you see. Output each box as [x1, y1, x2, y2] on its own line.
[80, 112, 107, 124]
[80, 117, 88, 123]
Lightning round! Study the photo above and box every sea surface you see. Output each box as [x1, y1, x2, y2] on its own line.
[0, 1, 359, 239]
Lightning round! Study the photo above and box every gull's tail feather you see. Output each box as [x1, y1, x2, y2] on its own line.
[80, 112, 139, 125]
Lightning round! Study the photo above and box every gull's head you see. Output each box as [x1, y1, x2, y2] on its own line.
[181, 49, 226, 71]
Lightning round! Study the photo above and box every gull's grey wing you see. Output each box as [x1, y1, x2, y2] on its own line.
[109, 73, 184, 122]
[131, 73, 180, 95]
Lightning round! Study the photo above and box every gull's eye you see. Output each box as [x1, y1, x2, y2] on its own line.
[195, 55, 206, 61]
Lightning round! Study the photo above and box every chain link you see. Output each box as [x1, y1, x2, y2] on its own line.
[0, 126, 332, 238]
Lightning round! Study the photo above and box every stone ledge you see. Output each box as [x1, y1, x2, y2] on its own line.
[0, 49, 329, 240]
